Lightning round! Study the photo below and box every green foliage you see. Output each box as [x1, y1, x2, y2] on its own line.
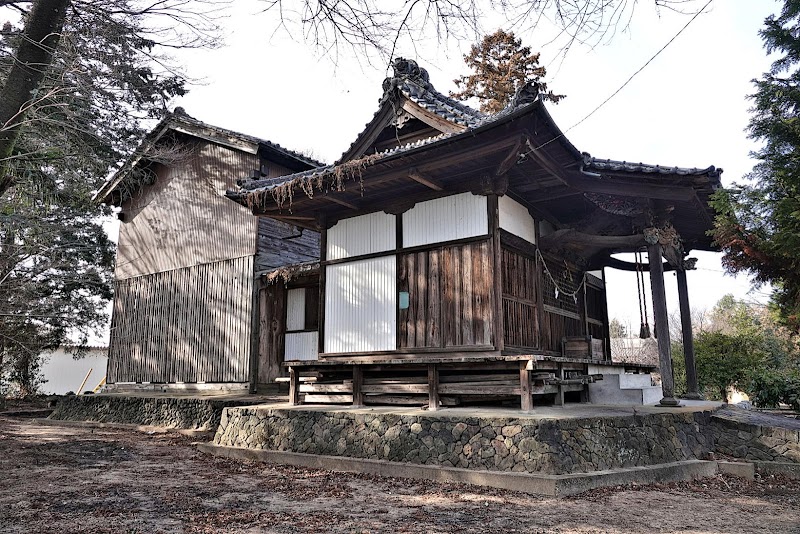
[451, 29, 563, 114]
[712, 1, 800, 332]
[695, 331, 767, 401]
[746, 368, 800, 410]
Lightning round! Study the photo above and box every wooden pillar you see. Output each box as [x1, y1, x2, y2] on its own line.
[427, 364, 440, 411]
[247, 277, 261, 394]
[288, 366, 300, 405]
[647, 242, 680, 406]
[317, 214, 327, 355]
[519, 361, 533, 412]
[554, 363, 565, 406]
[677, 269, 702, 399]
[352, 366, 364, 407]
[488, 194, 504, 351]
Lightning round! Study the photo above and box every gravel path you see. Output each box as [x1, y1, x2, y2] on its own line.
[2, 415, 800, 534]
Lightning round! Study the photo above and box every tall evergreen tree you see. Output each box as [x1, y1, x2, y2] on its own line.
[713, 1, 800, 332]
[451, 29, 563, 114]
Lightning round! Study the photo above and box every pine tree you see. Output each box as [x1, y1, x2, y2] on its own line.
[451, 29, 563, 114]
[712, 1, 800, 332]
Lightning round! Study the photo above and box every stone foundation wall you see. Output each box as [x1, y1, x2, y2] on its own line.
[213, 407, 713, 475]
[49, 395, 256, 430]
[712, 412, 800, 463]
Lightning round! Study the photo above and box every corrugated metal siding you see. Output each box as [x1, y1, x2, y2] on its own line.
[327, 212, 396, 260]
[107, 256, 253, 383]
[325, 256, 397, 353]
[255, 217, 319, 272]
[403, 193, 488, 248]
[499, 195, 536, 244]
[116, 141, 258, 279]
[286, 288, 306, 331]
[285, 332, 319, 361]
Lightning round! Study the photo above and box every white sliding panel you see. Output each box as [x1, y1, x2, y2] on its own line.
[285, 332, 319, 361]
[325, 256, 397, 353]
[499, 195, 536, 244]
[403, 192, 488, 248]
[286, 288, 306, 331]
[327, 212, 396, 260]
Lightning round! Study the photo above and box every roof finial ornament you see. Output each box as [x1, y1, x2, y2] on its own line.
[382, 57, 431, 95]
[509, 81, 540, 109]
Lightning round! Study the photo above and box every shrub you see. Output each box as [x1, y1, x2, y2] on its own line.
[746, 368, 800, 411]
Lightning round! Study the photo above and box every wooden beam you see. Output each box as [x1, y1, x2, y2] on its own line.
[402, 100, 467, 134]
[603, 256, 677, 272]
[539, 229, 646, 250]
[495, 136, 526, 176]
[408, 168, 444, 191]
[326, 196, 360, 210]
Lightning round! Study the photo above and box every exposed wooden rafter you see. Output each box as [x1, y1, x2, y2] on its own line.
[495, 136, 527, 176]
[408, 167, 444, 191]
[326, 196, 360, 210]
[539, 229, 646, 250]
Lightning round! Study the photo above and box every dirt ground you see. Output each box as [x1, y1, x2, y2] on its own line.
[1, 415, 800, 534]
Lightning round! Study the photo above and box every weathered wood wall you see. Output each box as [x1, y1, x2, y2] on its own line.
[107, 256, 253, 384]
[258, 282, 286, 383]
[501, 247, 539, 349]
[116, 139, 259, 280]
[398, 240, 494, 349]
[255, 218, 319, 272]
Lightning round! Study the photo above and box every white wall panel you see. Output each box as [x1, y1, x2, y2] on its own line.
[327, 212, 396, 260]
[285, 332, 319, 361]
[286, 288, 306, 331]
[499, 195, 536, 244]
[325, 256, 397, 353]
[403, 193, 488, 248]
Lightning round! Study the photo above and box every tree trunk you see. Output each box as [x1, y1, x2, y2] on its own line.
[0, 0, 71, 194]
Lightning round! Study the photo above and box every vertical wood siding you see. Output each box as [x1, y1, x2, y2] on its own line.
[402, 193, 488, 248]
[326, 212, 396, 261]
[285, 288, 306, 331]
[501, 247, 540, 348]
[398, 240, 493, 349]
[116, 141, 258, 280]
[324, 256, 397, 353]
[107, 256, 253, 383]
[285, 332, 319, 361]
[499, 196, 536, 244]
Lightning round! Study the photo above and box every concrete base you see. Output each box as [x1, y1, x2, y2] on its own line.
[587, 370, 662, 405]
[717, 461, 755, 480]
[198, 442, 718, 497]
[753, 461, 800, 479]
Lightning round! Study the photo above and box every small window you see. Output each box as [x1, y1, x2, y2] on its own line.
[286, 287, 319, 332]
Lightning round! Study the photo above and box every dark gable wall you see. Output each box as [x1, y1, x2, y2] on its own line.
[256, 217, 320, 272]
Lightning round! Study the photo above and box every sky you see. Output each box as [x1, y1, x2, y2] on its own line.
[118, 0, 781, 337]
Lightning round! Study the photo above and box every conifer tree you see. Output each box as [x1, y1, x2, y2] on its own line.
[451, 29, 563, 114]
[712, 1, 800, 332]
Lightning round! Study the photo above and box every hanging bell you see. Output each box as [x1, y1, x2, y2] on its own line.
[639, 323, 650, 339]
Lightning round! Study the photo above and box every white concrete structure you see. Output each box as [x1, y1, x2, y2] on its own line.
[39, 346, 108, 394]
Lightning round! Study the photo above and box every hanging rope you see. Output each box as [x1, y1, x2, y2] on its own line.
[535, 249, 587, 304]
[635, 251, 651, 339]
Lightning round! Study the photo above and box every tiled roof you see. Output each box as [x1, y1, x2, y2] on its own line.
[169, 108, 325, 168]
[583, 154, 722, 181]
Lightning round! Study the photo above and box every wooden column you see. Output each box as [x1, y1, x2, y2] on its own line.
[247, 278, 261, 394]
[288, 366, 300, 405]
[352, 366, 364, 407]
[519, 361, 533, 411]
[677, 269, 702, 399]
[317, 214, 327, 355]
[488, 195, 504, 351]
[647, 242, 680, 406]
[554, 363, 565, 406]
[427, 364, 440, 411]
